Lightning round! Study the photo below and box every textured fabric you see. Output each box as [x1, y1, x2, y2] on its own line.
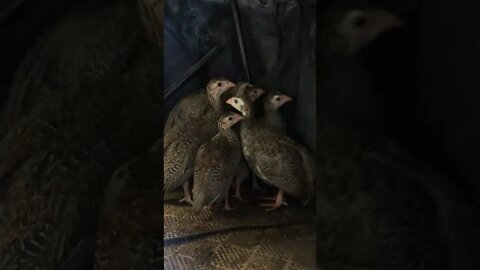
[164, 0, 316, 152]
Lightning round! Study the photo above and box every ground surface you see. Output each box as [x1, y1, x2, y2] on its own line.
[164, 189, 316, 270]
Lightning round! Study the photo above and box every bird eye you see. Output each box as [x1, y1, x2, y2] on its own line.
[354, 16, 366, 27]
[234, 99, 238, 104]
[217, 82, 222, 87]
[228, 117, 232, 120]
[275, 97, 280, 101]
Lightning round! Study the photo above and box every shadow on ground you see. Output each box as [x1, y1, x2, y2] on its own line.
[164, 188, 315, 270]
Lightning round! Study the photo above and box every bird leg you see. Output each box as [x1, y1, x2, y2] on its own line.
[223, 197, 234, 211]
[251, 174, 262, 192]
[217, 193, 234, 211]
[178, 182, 193, 205]
[260, 190, 288, 211]
[233, 176, 248, 202]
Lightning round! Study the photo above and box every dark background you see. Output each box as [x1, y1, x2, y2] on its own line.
[1, 0, 479, 208]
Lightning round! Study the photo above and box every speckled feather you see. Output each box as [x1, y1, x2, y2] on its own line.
[0, 0, 149, 140]
[192, 129, 241, 211]
[164, 110, 217, 192]
[164, 91, 210, 135]
[241, 125, 313, 200]
[164, 82, 254, 135]
[94, 139, 163, 270]
[260, 93, 288, 133]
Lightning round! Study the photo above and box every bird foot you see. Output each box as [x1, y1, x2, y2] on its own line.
[213, 200, 234, 211]
[179, 197, 193, 205]
[260, 202, 287, 211]
[260, 196, 288, 211]
[233, 193, 249, 202]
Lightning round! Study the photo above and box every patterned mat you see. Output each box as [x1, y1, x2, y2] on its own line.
[164, 190, 316, 270]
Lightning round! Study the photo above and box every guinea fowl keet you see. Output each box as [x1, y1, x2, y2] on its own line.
[222, 84, 266, 202]
[241, 91, 293, 196]
[164, 78, 235, 135]
[164, 78, 235, 204]
[261, 92, 292, 133]
[192, 112, 244, 212]
[227, 86, 269, 200]
[226, 94, 316, 211]
[320, 0, 404, 56]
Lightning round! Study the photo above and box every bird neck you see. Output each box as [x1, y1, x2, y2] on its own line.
[220, 128, 238, 142]
[208, 93, 223, 113]
[242, 97, 255, 119]
[262, 108, 281, 124]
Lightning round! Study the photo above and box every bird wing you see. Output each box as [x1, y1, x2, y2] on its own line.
[251, 133, 308, 199]
[163, 137, 195, 191]
[193, 138, 235, 205]
[164, 91, 209, 133]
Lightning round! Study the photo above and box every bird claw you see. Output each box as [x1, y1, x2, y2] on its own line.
[259, 202, 286, 211]
[259, 199, 288, 211]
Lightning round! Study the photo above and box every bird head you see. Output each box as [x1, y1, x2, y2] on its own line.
[206, 78, 236, 99]
[234, 82, 266, 102]
[247, 87, 266, 101]
[219, 112, 244, 130]
[324, 2, 404, 55]
[226, 96, 250, 117]
[265, 93, 293, 110]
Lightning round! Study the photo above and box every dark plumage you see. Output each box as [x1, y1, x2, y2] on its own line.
[94, 138, 162, 270]
[192, 112, 244, 212]
[164, 80, 264, 204]
[0, 46, 162, 270]
[163, 78, 233, 204]
[315, 3, 454, 269]
[164, 81, 261, 135]
[0, 0, 163, 268]
[164, 78, 235, 134]
[319, 0, 403, 56]
[233, 91, 292, 198]
[0, 0, 152, 140]
[260, 92, 292, 133]
[226, 94, 315, 210]
[229, 85, 266, 201]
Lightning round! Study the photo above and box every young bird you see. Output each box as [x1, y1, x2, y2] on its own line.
[164, 79, 235, 135]
[192, 112, 244, 212]
[164, 78, 235, 204]
[319, 0, 404, 56]
[317, 1, 406, 162]
[261, 92, 292, 133]
[240, 92, 293, 195]
[226, 94, 316, 211]
[229, 86, 266, 201]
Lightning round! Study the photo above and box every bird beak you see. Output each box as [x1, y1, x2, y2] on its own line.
[277, 95, 293, 108]
[281, 95, 293, 103]
[233, 114, 244, 123]
[255, 88, 266, 99]
[226, 97, 234, 106]
[225, 81, 236, 89]
[375, 10, 405, 31]
[217, 81, 236, 97]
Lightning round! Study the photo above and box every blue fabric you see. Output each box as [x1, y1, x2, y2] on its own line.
[163, 0, 316, 151]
